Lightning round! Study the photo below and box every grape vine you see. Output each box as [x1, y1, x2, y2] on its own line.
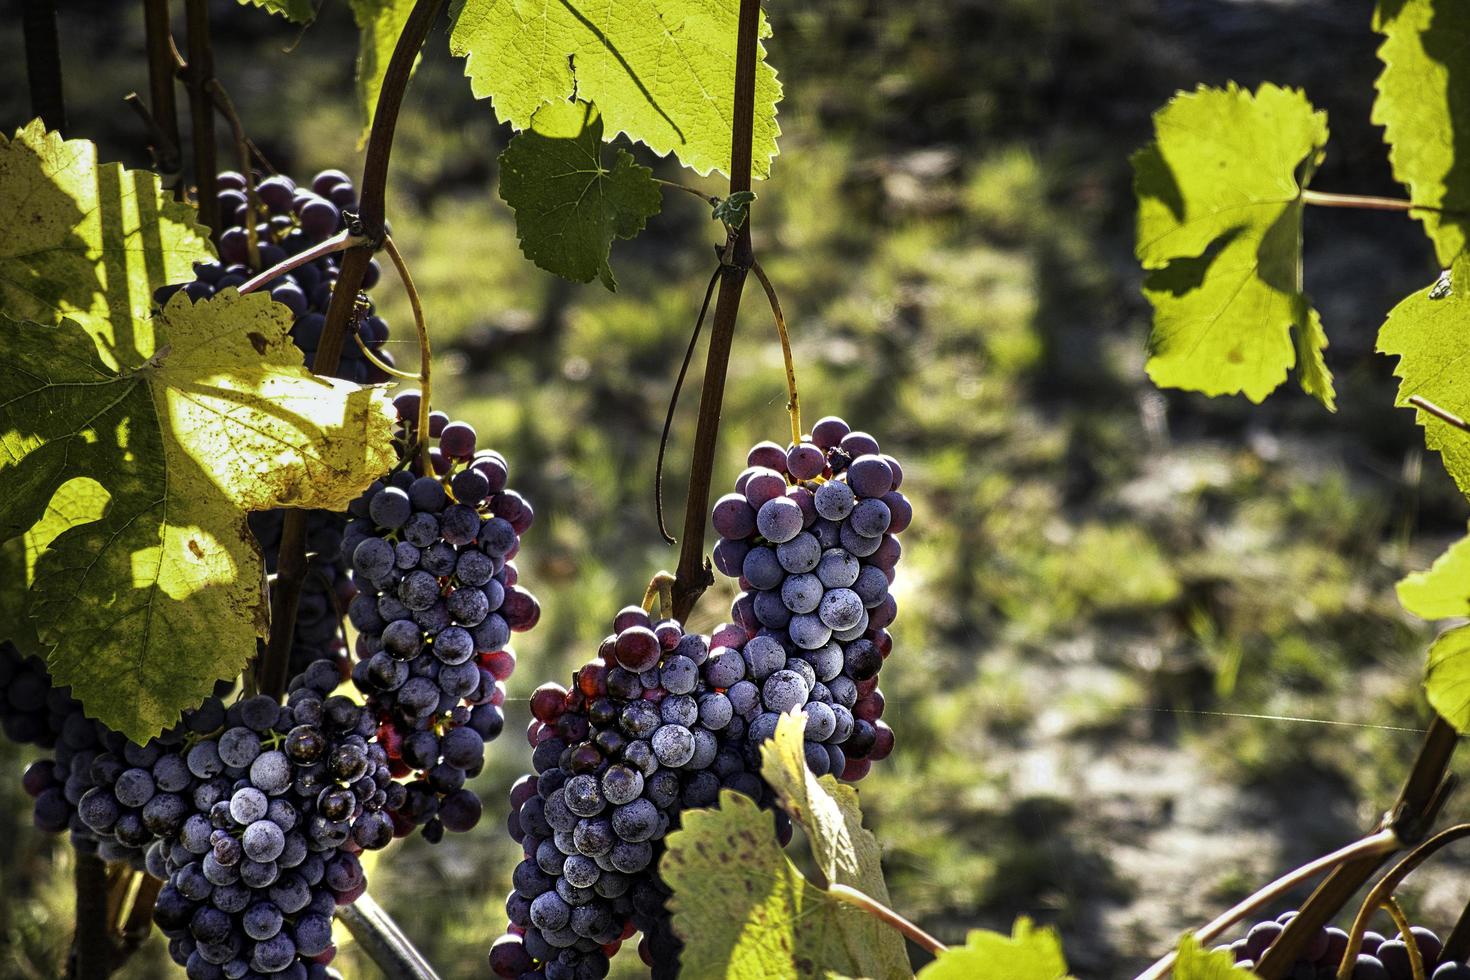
[5, 0, 1467, 978]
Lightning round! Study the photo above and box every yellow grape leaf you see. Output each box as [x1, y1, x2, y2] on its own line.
[915, 918, 1071, 980]
[662, 790, 911, 980]
[0, 291, 396, 739]
[0, 120, 213, 370]
[1133, 84, 1332, 407]
[1398, 528, 1470, 620]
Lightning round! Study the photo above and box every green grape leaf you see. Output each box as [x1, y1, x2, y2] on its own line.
[1170, 935, 1254, 979]
[0, 294, 396, 740]
[448, 0, 782, 178]
[1398, 528, 1470, 619]
[1378, 256, 1470, 500]
[0, 477, 111, 657]
[0, 538, 37, 654]
[1426, 624, 1470, 733]
[915, 918, 1070, 980]
[348, 0, 418, 148]
[1133, 83, 1332, 407]
[0, 120, 215, 370]
[662, 790, 911, 980]
[1373, 0, 1470, 264]
[236, 0, 315, 22]
[713, 190, 757, 229]
[498, 100, 662, 290]
[759, 712, 911, 979]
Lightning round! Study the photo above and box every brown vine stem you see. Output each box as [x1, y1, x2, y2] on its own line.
[826, 883, 947, 956]
[1300, 189, 1419, 212]
[1133, 827, 1401, 980]
[669, 0, 763, 622]
[1382, 897, 1427, 980]
[237, 231, 365, 295]
[142, 0, 181, 190]
[71, 851, 109, 980]
[1409, 395, 1470, 434]
[22, 0, 67, 133]
[206, 79, 260, 268]
[382, 234, 433, 476]
[182, 0, 218, 238]
[751, 259, 801, 446]
[259, 0, 443, 705]
[1335, 824, 1470, 980]
[1255, 714, 1459, 978]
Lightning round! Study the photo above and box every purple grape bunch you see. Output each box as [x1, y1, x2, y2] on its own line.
[151, 664, 395, 980]
[342, 390, 537, 842]
[711, 415, 908, 781]
[1218, 911, 1469, 979]
[155, 168, 394, 386]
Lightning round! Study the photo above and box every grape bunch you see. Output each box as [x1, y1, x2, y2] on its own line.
[488, 609, 799, 980]
[343, 390, 537, 841]
[155, 168, 394, 386]
[151, 664, 394, 980]
[1, 640, 82, 748]
[5, 640, 178, 863]
[711, 416, 907, 781]
[249, 509, 355, 681]
[1217, 911, 1470, 978]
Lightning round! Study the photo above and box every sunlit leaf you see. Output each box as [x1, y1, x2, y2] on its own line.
[236, 0, 315, 23]
[759, 712, 912, 978]
[915, 918, 1071, 980]
[0, 120, 214, 370]
[449, 0, 782, 178]
[0, 292, 396, 739]
[1133, 84, 1332, 407]
[1377, 256, 1470, 501]
[1373, 0, 1470, 263]
[662, 790, 910, 979]
[1425, 624, 1470, 733]
[1398, 527, 1470, 619]
[1171, 935, 1254, 979]
[348, 0, 417, 147]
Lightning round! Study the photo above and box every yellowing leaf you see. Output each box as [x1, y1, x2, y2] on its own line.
[759, 712, 912, 979]
[0, 120, 214, 370]
[349, 0, 418, 147]
[1373, 0, 1470, 263]
[915, 918, 1071, 980]
[0, 293, 395, 739]
[1134, 84, 1332, 407]
[449, 0, 782, 178]
[1171, 935, 1254, 979]
[663, 790, 911, 980]
[1398, 528, 1470, 619]
[1378, 257, 1470, 501]
[1425, 624, 1470, 733]
[498, 100, 663, 289]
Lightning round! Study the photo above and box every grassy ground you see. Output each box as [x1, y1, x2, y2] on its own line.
[3, 1, 1469, 977]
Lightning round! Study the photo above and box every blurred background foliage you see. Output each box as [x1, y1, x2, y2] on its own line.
[1, 0, 1466, 976]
